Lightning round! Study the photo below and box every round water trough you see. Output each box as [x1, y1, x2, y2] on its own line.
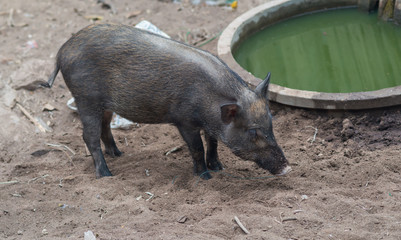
[218, 0, 401, 109]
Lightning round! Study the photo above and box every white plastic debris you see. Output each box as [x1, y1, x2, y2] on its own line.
[67, 97, 134, 129]
[41, 229, 48, 235]
[66, 21, 170, 130]
[84, 230, 96, 240]
[66, 97, 77, 111]
[110, 113, 134, 130]
[135, 20, 170, 38]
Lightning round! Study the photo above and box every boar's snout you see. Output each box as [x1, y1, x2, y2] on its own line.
[277, 166, 292, 176]
[255, 145, 289, 176]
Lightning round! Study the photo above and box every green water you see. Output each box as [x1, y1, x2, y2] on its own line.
[233, 8, 401, 93]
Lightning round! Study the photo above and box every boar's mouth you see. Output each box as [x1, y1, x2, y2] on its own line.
[256, 145, 288, 175]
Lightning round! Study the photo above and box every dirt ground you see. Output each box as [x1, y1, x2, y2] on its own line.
[1, 0, 401, 239]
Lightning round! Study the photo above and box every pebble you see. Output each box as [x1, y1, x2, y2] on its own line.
[341, 118, 355, 141]
[177, 215, 188, 223]
[84, 230, 96, 240]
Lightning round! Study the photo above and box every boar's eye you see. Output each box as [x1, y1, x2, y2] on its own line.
[249, 129, 258, 141]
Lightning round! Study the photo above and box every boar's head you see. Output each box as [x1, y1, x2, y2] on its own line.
[220, 73, 290, 176]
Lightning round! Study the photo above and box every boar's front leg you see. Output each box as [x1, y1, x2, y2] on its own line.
[177, 126, 211, 180]
[205, 132, 223, 171]
[78, 102, 112, 178]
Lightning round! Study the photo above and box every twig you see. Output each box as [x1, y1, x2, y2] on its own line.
[282, 217, 297, 222]
[357, 204, 373, 211]
[273, 218, 282, 224]
[172, 176, 179, 184]
[7, 8, 14, 27]
[45, 143, 76, 155]
[61, 149, 75, 166]
[275, 212, 297, 223]
[184, 30, 191, 44]
[16, 103, 48, 132]
[279, 212, 284, 223]
[165, 146, 183, 156]
[234, 216, 250, 234]
[0, 180, 19, 185]
[28, 174, 49, 184]
[305, 126, 318, 144]
[84, 144, 91, 156]
[145, 192, 154, 201]
[45, 143, 75, 166]
[196, 31, 222, 47]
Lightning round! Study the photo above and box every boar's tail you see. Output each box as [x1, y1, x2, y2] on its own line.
[41, 63, 60, 88]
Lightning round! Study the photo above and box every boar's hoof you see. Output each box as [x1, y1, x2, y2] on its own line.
[198, 171, 213, 180]
[105, 149, 123, 157]
[95, 168, 113, 179]
[207, 160, 223, 171]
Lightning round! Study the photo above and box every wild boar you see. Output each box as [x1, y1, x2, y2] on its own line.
[43, 24, 290, 179]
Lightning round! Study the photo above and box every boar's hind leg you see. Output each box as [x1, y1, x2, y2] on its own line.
[101, 110, 122, 157]
[205, 133, 223, 171]
[177, 126, 212, 180]
[78, 103, 112, 178]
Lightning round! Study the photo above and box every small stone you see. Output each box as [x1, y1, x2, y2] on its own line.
[344, 148, 353, 158]
[378, 116, 393, 131]
[177, 215, 188, 223]
[17, 230, 23, 235]
[43, 103, 56, 111]
[42, 229, 48, 235]
[325, 135, 334, 142]
[341, 118, 355, 141]
[126, 10, 142, 19]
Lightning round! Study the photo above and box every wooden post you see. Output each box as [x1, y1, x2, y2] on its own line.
[379, 0, 388, 17]
[395, 0, 401, 24]
[379, 0, 395, 21]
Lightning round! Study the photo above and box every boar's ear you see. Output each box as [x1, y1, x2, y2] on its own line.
[221, 104, 240, 124]
[255, 72, 271, 99]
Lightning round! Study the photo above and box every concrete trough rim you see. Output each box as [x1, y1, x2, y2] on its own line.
[217, 0, 401, 110]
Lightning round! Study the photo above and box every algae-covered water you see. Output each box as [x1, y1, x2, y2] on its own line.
[233, 8, 401, 93]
